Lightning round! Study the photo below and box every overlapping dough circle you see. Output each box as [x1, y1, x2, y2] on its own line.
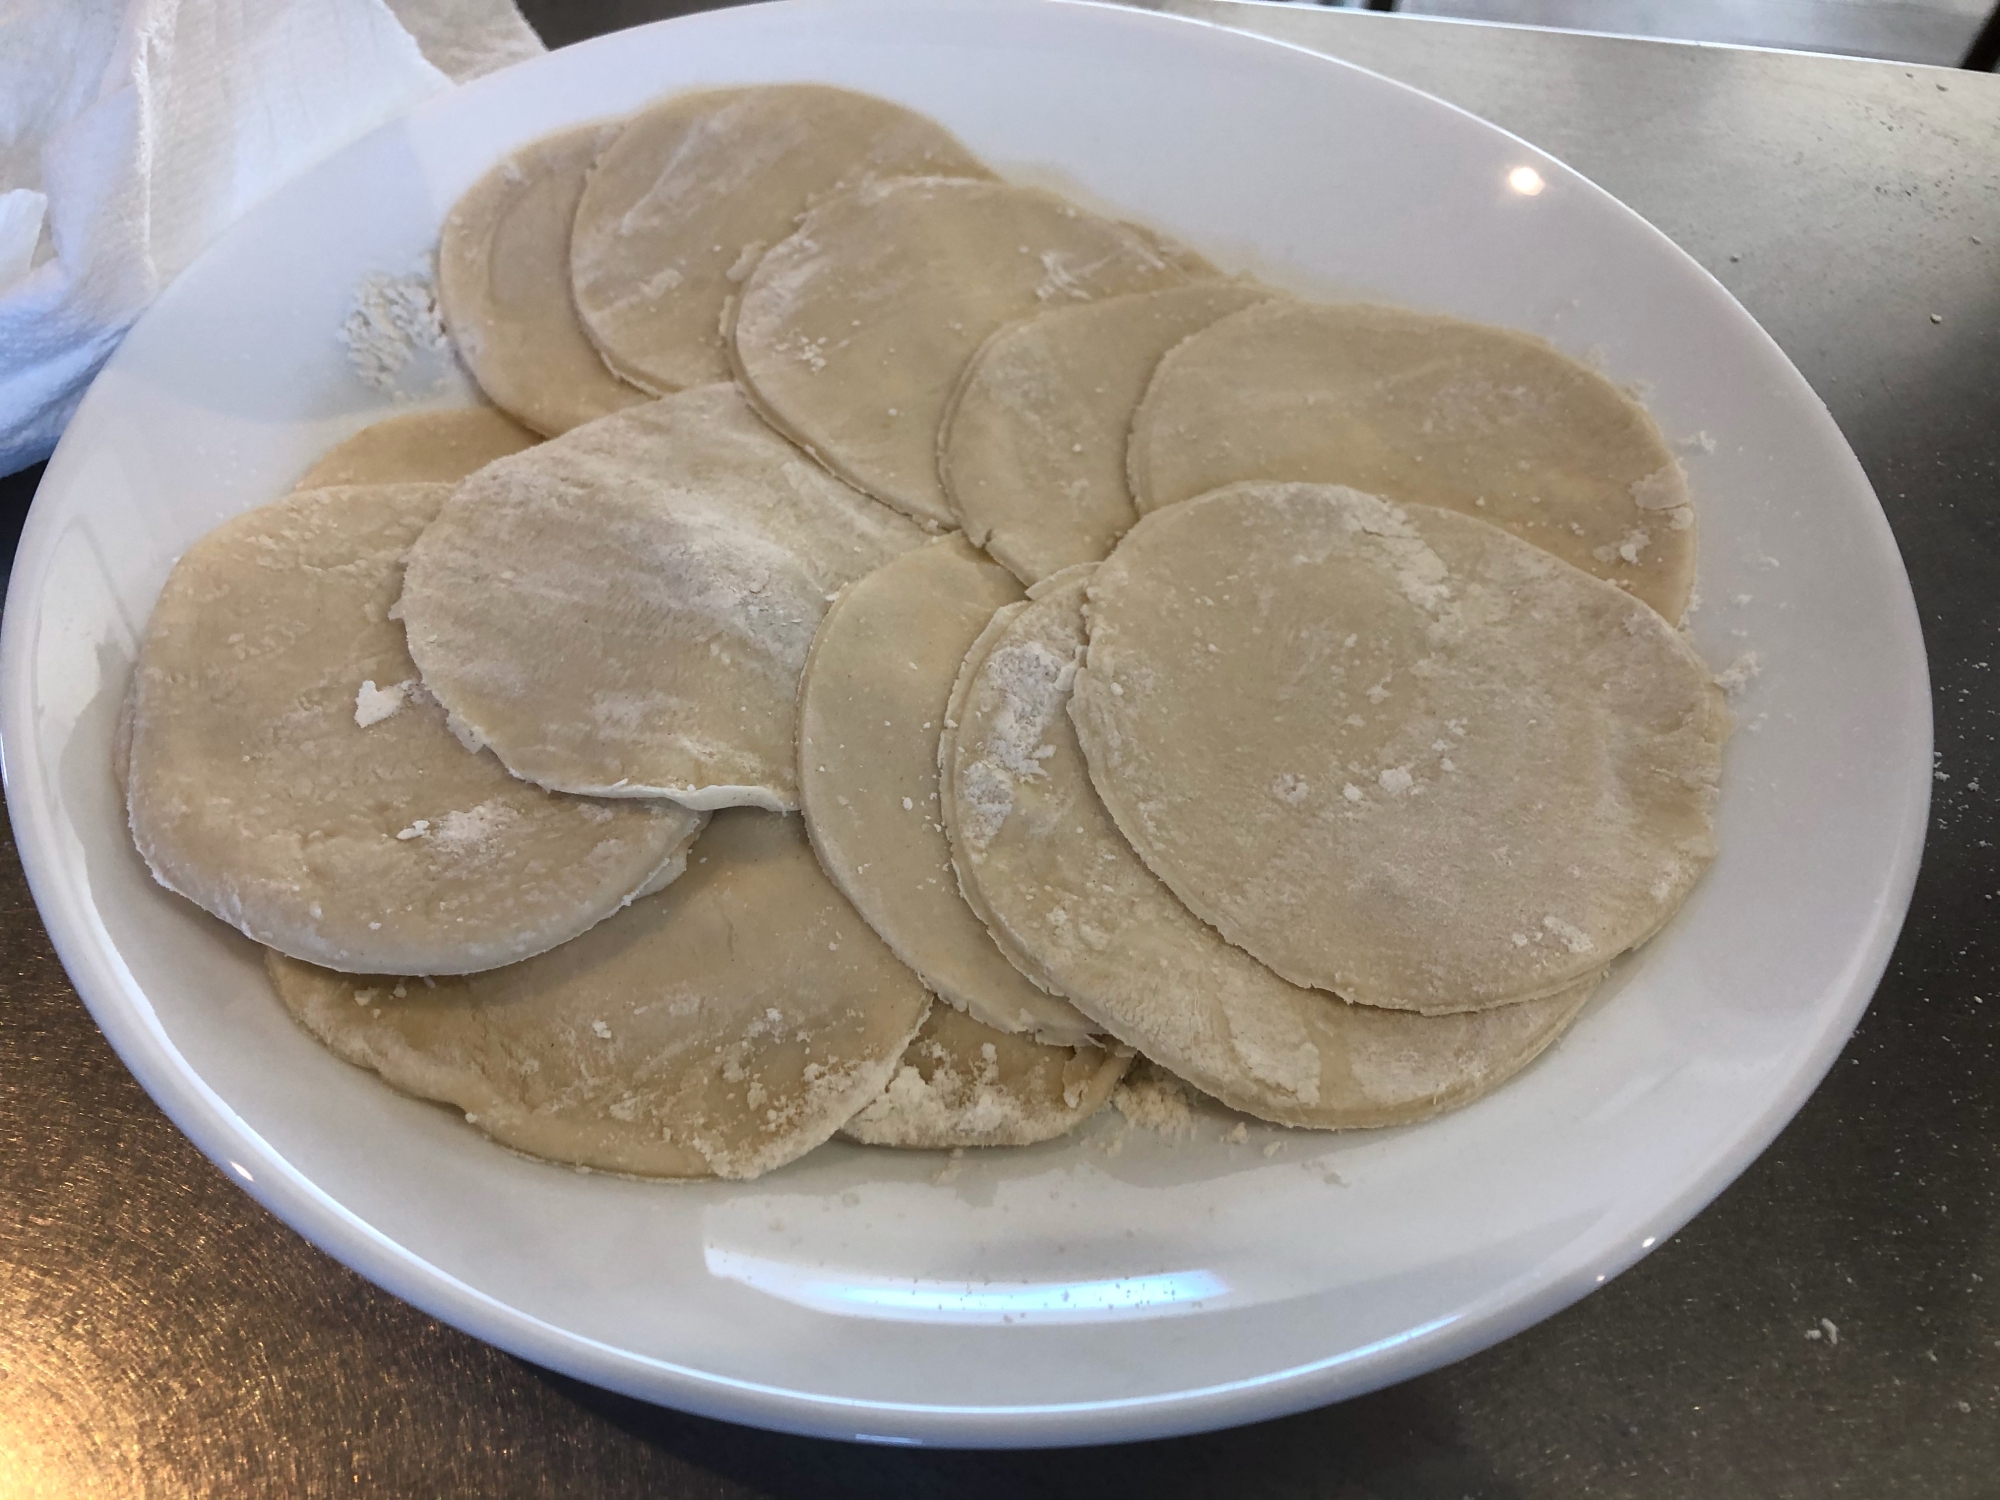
[207, 83, 1729, 1171]
[941, 281, 1271, 584]
[292, 408, 539, 490]
[1069, 483, 1727, 1013]
[798, 534, 1097, 1043]
[944, 567, 1596, 1126]
[1129, 300, 1696, 620]
[397, 385, 926, 811]
[126, 483, 703, 975]
[843, 1001, 1129, 1149]
[437, 121, 650, 436]
[732, 176, 1214, 525]
[268, 810, 932, 1179]
[571, 84, 992, 396]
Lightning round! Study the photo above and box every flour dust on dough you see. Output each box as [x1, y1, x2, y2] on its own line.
[941, 280, 1270, 584]
[944, 566, 1597, 1125]
[268, 809, 932, 1180]
[732, 176, 1214, 526]
[127, 483, 703, 975]
[1069, 484, 1727, 1013]
[798, 534, 1097, 1044]
[1129, 300, 1696, 621]
[398, 385, 926, 812]
[437, 121, 650, 436]
[843, 1000, 1129, 1149]
[572, 85, 992, 396]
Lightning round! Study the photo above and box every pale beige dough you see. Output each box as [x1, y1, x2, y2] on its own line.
[731, 176, 1214, 526]
[293, 407, 539, 489]
[944, 567, 1598, 1126]
[571, 85, 991, 396]
[126, 483, 703, 975]
[1070, 484, 1727, 1014]
[799, 535, 1097, 1044]
[398, 385, 926, 811]
[941, 281, 1272, 584]
[267, 809, 931, 1180]
[437, 121, 651, 436]
[1129, 300, 1696, 621]
[842, 1001, 1130, 1149]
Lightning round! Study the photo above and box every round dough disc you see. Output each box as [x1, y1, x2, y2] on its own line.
[944, 566, 1596, 1127]
[1129, 300, 1696, 621]
[293, 407, 539, 489]
[571, 85, 991, 396]
[843, 1001, 1130, 1149]
[437, 121, 650, 436]
[398, 384, 926, 811]
[1069, 484, 1727, 1013]
[267, 809, 932, 1180]
[941, 281, 1271, 584]
[798, 534, 1096, 1044]
[732, 176, 1214, 526]
[127, 483, 704, 974]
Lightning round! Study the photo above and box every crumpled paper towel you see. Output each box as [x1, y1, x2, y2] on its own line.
[0, 0, 543, 475]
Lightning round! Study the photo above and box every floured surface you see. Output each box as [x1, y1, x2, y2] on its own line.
[268, 809, 931, 1179]
[946, 567, 1595, 1125]
[398, 385, 926, 810]
[437, 121, 650, 436]
[293, 407, 539, 489]
[1130, 301, 1696, 621]
[843, 1001, 1128, 1149]
[942, 281, 1271, 584]
[572, 85, 991, 395]
[1111, 1060, 1206, 1139]
[798, 535, 1095, 1043]
[732, 176, 1214, 525]
[126, 483, 703, 974]
[1070, 485, 1727, 1012]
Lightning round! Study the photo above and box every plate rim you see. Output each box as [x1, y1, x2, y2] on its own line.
[0, 0, 1932, 1447]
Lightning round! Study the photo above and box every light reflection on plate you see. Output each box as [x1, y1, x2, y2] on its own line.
[705, 1251, 1230, 1324]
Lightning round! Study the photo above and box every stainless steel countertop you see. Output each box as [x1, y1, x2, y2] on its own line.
[2, 3, 1995, 1493]
[1147, 0, 2000, 449]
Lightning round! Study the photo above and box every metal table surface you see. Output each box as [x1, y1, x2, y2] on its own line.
[1, 2, 1995, 1493]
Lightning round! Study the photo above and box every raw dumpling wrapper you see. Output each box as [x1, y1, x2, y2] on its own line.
[1129, 300, 1696, 621]
[732, 176, 1213, 526]
[269, 810, 931, 1179]
[438, 121, 650, 436]
[572, 84, 991, 395]
[127, 483, 702, 975]
[798, 534, 1096, 1043]
[945, 566, 1597, 1126]
[398, 385, 926, 811]
[941, 281, 1270, 584]
[1069, 483, 1727, 1012]
[293, 407, 539, 489]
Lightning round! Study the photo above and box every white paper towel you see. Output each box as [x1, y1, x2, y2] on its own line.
[0, 0, 544, 475]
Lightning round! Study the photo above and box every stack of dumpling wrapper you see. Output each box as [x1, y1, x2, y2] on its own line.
[122, 85, 1726, 1181]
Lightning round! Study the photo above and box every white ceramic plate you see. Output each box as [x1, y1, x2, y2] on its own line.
[0, 0, 1928, 1447]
